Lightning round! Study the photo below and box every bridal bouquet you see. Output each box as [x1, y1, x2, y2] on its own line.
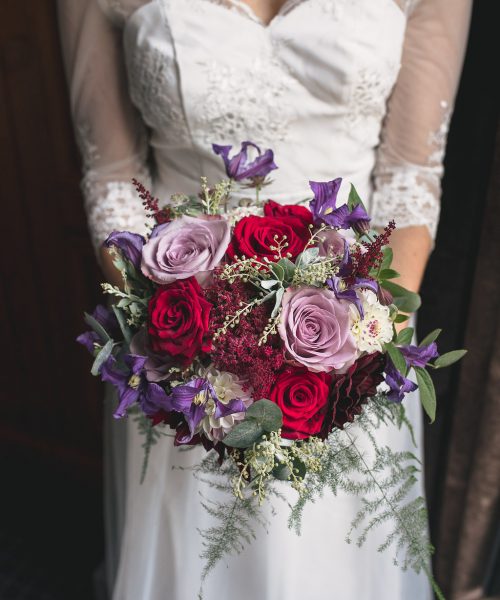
[78, 142, 465, 597]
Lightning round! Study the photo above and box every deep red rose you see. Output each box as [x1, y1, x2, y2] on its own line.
[270, 367, 332, 440]
[147, 277, 212, 366]
[226, 214, 310, 262]
[264, 200, 314, 228]
[321, 352, 385, 436]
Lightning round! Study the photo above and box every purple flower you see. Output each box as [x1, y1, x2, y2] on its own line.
[385, 359, 418, 403]
[77, 305, 118, 353]
[309, 179, 371, 231]
[141, 215, 230, 286]
[130, 328, 173, 382]
[326, 276, 378, 319]
[400, 342, 439, 368]
[104, 231, 145, 269]
[168, 378, 246, 443]
[100, 354, 170, 419]
[278, 287, 357, 373]
[212, 141, 277, 182]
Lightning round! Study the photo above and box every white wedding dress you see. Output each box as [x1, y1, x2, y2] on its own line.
[58, 1, 471, 598]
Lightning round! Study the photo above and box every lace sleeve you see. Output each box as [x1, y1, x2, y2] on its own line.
[58, 0, 150, 253]
[371, 0, 472, 241]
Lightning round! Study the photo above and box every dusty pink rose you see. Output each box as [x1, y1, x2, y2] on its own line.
[278, 287, 357, 373]
[141, 215, 230, 285]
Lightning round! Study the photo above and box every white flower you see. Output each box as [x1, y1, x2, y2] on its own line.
[350, 289, 393, 353]
[197, 366, 253, 442]
[226, 204, 263, 226]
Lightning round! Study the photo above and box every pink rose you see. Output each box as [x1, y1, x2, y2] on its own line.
[278, 287, 357, 373]
[141, 215, 230, 285]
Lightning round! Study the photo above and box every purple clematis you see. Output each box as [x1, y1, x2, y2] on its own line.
[101, 354, 170, 419]
[77, 305, 119, 354]
[104, 231, 145, 269]
[400, 342, 439, 368]
[326, 272, 378, 319]
[212, 141, 277, 182]
[385, 359, 418, 403]
[309, 179, 371, 231]
[169, 378, 247, 444]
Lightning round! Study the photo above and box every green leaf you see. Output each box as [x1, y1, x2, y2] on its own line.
[276, 258, 296, 283]
[272, 462, 292, 481]
[380, 246, 394, 271]
[347, 184, 367, 212]
[91, 339, 114, 376]
[379, 268, 400, 281]
[222, 420, 264, 448]
[381, 281, 421, 313]
[291, 456, 307, 480]
[394, 313, 410, 324]
[418, 328, 442, 347]
[414, 367, 436, 423]
[270, 262, 285, 282]
[84, 312, 111, 342]
[396, 327, 414, 346]
[246, 399, 283, 432]
[112, 305, 132, 345]
[297, 247, 319, 267]
[385, 343, 408, 376]
[433, 349, 468, 369]
[271, 287, 285, 318]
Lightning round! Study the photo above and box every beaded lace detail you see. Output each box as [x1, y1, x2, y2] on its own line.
[127, 45, 190, 142]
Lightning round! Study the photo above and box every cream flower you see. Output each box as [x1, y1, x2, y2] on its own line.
[198, 367, 253, 442]
[350, 289, 393, 353]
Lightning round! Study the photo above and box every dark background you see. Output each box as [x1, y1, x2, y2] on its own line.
[0, 1, 499, 598]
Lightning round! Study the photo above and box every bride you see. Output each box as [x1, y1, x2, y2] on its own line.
[58, 1, 471, 598]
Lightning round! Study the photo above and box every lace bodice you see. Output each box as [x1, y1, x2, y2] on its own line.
[58, 0, 472, 251]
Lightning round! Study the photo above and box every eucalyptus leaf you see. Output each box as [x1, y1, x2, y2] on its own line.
[415, 367, 436, 423]
[385, 343, 408, 376]
[112, 305, 132, 345]
[396, 327, 414, 346]
[418, 329, 442, 347]
[433, 350, 467, 369]
[222, 420, 264, 449]
[277, 258, 296, 283]
[84, 312, 111, 342]
[272, 462, 292, 481]
[270, 263, 285, 282]
[246, 399, 283, 432]
[297, 247, 319, 267]
[91, 339, 114, 376]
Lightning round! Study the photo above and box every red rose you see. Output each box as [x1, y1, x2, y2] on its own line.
[147, 277, 212, 366]
[270, 367, 332, 440]
[264, 200, 314, 228]
[227, 214, 310, 262]
[321, 352, 385, 435]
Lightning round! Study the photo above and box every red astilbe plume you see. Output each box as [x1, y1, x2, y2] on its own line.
[205, 274, 285, 400]
[351, 220, 396, 279]
[133, 178, 172, 224]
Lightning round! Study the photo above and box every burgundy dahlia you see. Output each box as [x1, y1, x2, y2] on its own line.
[321, 352, 385, 436]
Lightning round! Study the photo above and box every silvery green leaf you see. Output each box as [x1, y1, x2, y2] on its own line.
[272, 462, 292, 480]
[246, 399, 283, 432]
[270, 262, 285, 281]
[396, 327, 414, 346]
[418, 329, 442, 347]
[261, 279, 280, 290]
[117, 298, 131, 308]
[297, 247, 319, 267]
[222, 420, 264, 448]
[112, 305, 133, 345]
[84, 312, 111, 342]
[271, 287, 285, 318]
[385, 343, 408, 376]
[91, 339, 114, 376]
[276, 258, 296, 283]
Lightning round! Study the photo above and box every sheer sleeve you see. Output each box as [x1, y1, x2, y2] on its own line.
[58, 0, 150, 253]
[370, 0, 472, 241]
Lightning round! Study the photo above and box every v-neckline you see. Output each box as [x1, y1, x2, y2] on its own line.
[215, 0, 307, 29]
